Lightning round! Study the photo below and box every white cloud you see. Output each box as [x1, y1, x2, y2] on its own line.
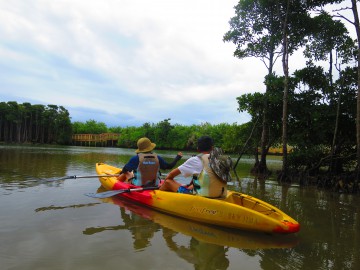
[0, 0, 285, 127]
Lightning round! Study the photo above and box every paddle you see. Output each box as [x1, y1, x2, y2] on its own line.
[84, 186, 159, 199]
[48, 174, 120, 182]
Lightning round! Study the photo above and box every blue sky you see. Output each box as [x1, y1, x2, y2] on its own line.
[0, 0, 353, 127]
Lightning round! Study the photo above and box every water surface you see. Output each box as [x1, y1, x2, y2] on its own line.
[0, 145, 359, 270]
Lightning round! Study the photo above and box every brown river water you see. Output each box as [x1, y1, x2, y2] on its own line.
[0, 144, 359, 270]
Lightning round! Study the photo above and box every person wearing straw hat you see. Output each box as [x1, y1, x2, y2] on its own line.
[118, 137, 182, 187]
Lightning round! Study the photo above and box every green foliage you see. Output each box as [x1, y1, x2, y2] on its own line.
[113, 119, 249, 152]
[117, 126, 144, 148]
[153, 118, 173, 148]
[72, 120, 109, 134]
[0, 101, 72, 144]
[283, 63, 357, 171]
[237, 92, 264, 117]
[304, 11, 355, 65]
[168, 124, 192, 149]
[109, 126, 122, 133]
[222, 123, 252, 153]
[288, 146, 328, 172]
[223, 0, 283, 64]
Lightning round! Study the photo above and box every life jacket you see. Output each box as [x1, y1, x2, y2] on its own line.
[132, 153, 160, 187]
[193, 154, 227, 198]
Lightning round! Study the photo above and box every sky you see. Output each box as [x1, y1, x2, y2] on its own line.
[0, 0, 355, 127]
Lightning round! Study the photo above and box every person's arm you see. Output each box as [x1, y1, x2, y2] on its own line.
[118, 155, 138, 182]
[166, 168, 181, 180]
[122, 155, 139, 173]
[159, 152, 183, 170]
[159, 168, 182, 192]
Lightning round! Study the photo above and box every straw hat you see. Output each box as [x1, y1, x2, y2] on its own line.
[135, 137, 156, 153]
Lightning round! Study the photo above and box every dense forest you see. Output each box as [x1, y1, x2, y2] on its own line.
[0, 102, 72, 144]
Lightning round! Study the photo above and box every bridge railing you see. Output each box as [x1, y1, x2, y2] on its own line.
[72, 133, 120, 146]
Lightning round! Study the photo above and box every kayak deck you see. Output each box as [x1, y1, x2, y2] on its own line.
[95, 162, 300, 234]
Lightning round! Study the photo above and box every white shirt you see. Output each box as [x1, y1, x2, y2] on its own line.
[178, 155, 206, 177]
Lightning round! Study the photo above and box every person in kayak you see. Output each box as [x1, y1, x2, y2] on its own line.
[118, 137, 182, 187]
[159, 136, 229, 198]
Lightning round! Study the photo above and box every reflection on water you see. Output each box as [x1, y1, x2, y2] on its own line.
[35, 202, 101, 212]
[0, 144, 187, 187]
[83, 204, 161, 250]
[84, 188, 299, 250]
[164, 231, 229, 270]
[0, 144, 133, 192]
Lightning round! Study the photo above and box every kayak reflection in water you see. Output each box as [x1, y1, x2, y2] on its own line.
[163, 227, 229, 270]
[82, 206, 160, 250]
[120, 207, 160, 250]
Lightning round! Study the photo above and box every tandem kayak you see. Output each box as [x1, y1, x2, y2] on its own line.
[93, 162, 300, 234]
[88, 191, 299, 249]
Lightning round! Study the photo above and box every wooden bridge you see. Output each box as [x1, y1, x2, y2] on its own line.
[72, 133, 120, 147]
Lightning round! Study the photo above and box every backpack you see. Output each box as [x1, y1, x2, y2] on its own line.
[134, 153, 160, 186]
[208, 147, 233, 183]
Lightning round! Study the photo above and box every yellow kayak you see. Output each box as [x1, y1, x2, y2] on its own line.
[95, 162, 300, 234]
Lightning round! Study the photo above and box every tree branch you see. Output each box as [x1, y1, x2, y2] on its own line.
[233, 117, 260, 170]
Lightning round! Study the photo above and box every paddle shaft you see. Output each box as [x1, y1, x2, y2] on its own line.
[85, 186, 159, 199]
[50, 174, 120, 181]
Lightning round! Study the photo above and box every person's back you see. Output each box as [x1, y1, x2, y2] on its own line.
[193, 153, 227, 198]
[160, 136, 229, 198]
[134, 152, 160, 186]
[119, 137, 182, 187]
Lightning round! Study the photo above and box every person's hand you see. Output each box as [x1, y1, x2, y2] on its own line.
[177, 152, 183, 157]
[125, 171, 134, 181]
[118, 171, 134, 182]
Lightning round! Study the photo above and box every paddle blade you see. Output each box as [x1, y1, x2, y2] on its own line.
[47, 175, 76, 181]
